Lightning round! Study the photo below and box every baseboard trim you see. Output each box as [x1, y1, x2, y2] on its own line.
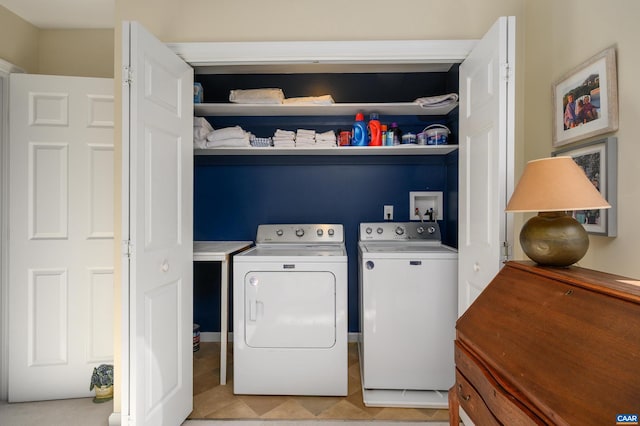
[108, 412, 121, 426]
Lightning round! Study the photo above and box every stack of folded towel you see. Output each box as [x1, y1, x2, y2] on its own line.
[194, 117, 213, 149]
[206, 125, 250, 148]
[315, 130, 337, 147]
[295, 129, 316, 147]
[414, 93, 459, 109]
[229, 88, 285, 104]
[272, 129, 296, 148]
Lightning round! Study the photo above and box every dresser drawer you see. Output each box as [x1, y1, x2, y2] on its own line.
[455, 341, 544, 425]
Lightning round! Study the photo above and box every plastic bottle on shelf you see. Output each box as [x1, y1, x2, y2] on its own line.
[368, 113, 382, 146]
[352, 112, 368, 146]
[390, 122, 402, 145]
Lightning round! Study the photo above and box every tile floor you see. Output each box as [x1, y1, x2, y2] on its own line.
[190, 342, 450, 422]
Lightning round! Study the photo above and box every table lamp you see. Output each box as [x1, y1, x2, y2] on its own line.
[505, 156, 611, 267]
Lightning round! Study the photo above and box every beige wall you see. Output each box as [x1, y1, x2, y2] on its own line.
[38, 29, 114, 78]
[0, 6, 38, 72]
[523, 0, 640, 277]
[0, 6, 114, 77]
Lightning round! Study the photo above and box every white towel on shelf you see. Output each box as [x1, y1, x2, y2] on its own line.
[283, 95, 335, 105]
[414, 93, 459, 108]
[316, 130, 336, 142]
[194, 117, 214, 148]
[205, 135, 250, 148]
[206, 126, 246, 142]
[229, 88, 285, 104]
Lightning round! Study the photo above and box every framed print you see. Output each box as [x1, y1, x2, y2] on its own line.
[552, 47, 618, 147]
[553, 137, 617, 236]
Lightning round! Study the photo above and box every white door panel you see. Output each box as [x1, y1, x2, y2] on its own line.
[458, 16, 515, 315]
[8, 74, 114, 401]
[122, 21, 193, 426]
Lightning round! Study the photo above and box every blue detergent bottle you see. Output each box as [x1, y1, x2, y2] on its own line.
[351, 112, 368, 146]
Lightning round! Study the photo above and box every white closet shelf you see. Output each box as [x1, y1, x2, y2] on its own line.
[195, 145, 458, 156]
[193, 102, 457, 117]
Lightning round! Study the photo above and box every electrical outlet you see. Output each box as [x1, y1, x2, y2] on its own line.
[384, 205, 394, 221]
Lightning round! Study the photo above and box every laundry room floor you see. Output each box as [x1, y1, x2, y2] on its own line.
[189, 342, 450, 421]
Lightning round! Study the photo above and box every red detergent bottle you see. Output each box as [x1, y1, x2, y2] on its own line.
[368, 112, 382, 146]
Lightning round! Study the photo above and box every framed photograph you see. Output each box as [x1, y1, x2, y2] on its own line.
[552, 47, 618, 147]
[553, 137, 617, 236]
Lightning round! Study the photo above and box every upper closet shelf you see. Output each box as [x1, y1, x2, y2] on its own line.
[193, 102, 457, 117]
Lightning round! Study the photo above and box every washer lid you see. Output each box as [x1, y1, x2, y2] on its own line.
[359, 241, 458, 257]
[235, 244, 347, 260]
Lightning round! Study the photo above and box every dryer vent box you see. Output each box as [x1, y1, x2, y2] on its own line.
[410, 191, 443, 221]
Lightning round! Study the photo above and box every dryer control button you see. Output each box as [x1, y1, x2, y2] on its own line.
[365, 261, 375, 270]
[249, 277, 258, 286]
[427, 226, 436, 234]
[365, 227, 373, 234]
[317, 229, 324, 236]
[377, 227, 384, 234]
[295, 228, 305, 237]
[417, 226, 425, 234]
[328, 228, 335, 236]
[276, 229, 284, 237]
[395, 226, 405, 235]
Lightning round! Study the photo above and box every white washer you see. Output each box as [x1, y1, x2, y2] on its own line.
[233, 224, 348, 396]
[358, 222, 458, 408]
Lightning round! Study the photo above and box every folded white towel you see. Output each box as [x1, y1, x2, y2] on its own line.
[194, 117, 213, 130]
[229, 88, 285, 104]
[414, 93, 459, 108]
[283, 95, 335, 105]
[274, 129, 295, 138]
[316, 130, 336, 142]
[206, 126, 246, 142]
[205, 135, 250, 148]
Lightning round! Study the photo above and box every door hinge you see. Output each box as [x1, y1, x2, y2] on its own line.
[502, 241, 511, 261]
[123, 240, 133, 258]
[501, 62, 511, 82]
[123, 66, 133, 86]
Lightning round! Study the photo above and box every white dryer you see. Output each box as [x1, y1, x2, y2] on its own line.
[358, 222, 458, 408]
[233, 224, 348, 396]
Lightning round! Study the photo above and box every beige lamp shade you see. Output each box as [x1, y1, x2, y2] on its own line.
[506, 156, 611, 213]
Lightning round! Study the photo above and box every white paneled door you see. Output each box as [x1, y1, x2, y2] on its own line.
[8, 74, 114, 401]
[122, 21, 193, 426]
[458, 16, 515, 315]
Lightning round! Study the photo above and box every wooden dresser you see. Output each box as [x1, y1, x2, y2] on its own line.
[449, 261, 640, 425]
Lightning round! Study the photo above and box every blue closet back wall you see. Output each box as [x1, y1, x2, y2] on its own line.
[194, 154, 458, 333]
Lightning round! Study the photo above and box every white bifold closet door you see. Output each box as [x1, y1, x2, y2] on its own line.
[8, 73, 114, 402]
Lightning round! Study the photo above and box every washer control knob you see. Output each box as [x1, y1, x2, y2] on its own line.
[276, 229, 284, 237]
[417, 226, 425, 234]
[328, 228, 335, 236]
[365, 227, 373, 234]
[365, 261, 375, 270]
[377, 227, 384, 234]
[249, 277, 259, 286]
[427, 226, 437, 234]
[395, 226, 405, 235]
[295, 228, 305, 237]
[317, 229, 324, 236]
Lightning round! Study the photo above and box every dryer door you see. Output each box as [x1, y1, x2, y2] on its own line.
[244, 271, 336, 348]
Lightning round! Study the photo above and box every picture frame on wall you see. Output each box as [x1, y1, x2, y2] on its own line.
[552, 47, 618, 147]
[553, 137, 617, 236]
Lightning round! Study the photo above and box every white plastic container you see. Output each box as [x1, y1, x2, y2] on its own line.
[421, 124, 450, 145]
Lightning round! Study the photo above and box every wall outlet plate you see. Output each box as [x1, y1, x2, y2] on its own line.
[384, 205, 394, 221]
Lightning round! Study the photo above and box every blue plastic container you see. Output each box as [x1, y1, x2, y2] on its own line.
[351, 112, 368, 146]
